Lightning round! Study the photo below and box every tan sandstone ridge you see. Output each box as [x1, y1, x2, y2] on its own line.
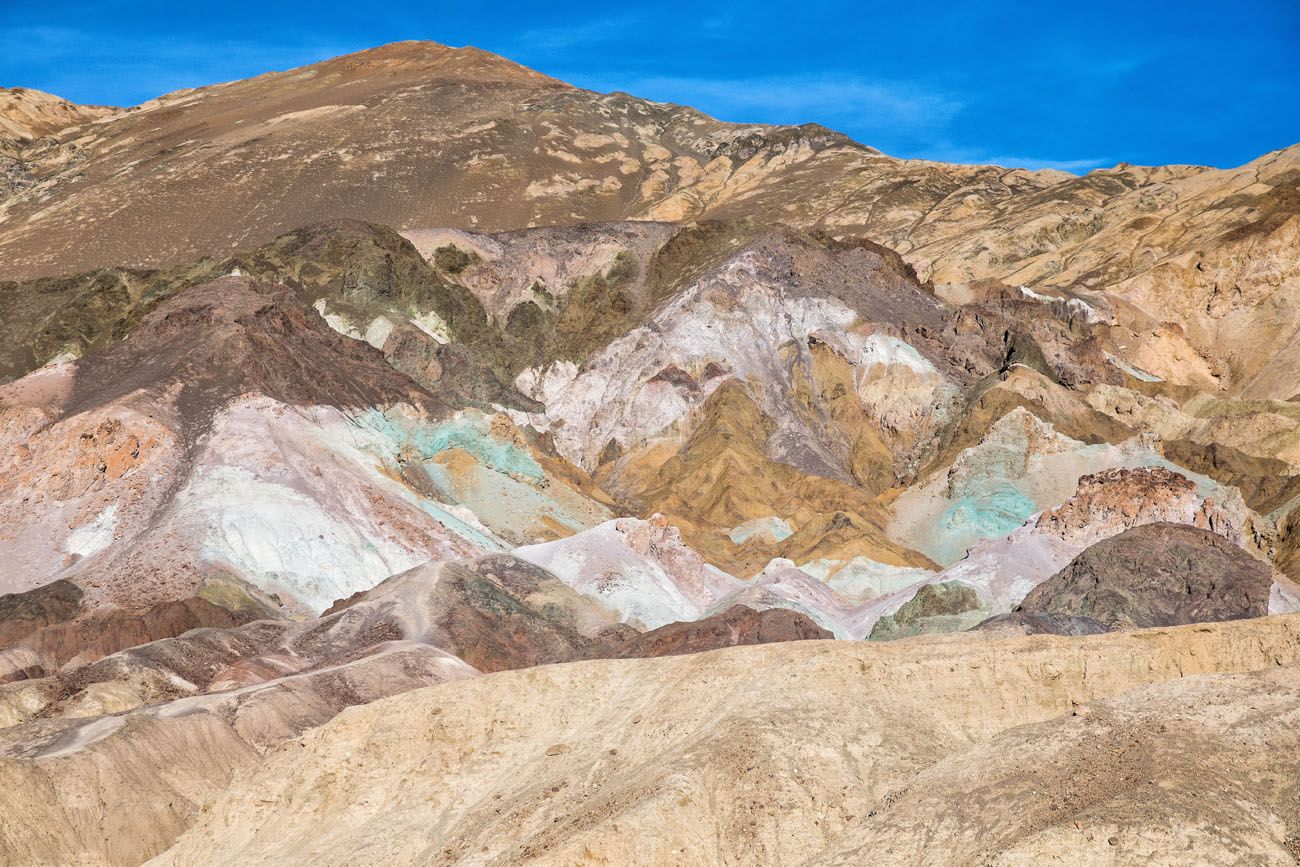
[0, 87, 115, 141]
[105, 615, 1300, 866]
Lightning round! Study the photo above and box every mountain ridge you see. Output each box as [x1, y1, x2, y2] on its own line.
[3, 37, 1300, 867]
[2, 41, 1296, 404]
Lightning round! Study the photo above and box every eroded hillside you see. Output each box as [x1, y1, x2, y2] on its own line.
[1, 39, 1298, 867]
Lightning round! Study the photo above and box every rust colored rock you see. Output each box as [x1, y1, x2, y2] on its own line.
[1, 594, 262, 682]
[609, 605, 831, 659]
[1035, 467, 1240, 548]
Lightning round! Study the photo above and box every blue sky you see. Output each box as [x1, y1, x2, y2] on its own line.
[1, 1, 1296, 172]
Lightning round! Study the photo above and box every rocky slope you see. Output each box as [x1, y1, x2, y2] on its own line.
[4, 212, 1296, 655]
[0, 547, 830, 733]
[0, 87, 115, 143]
[0, 40, 1298, 867]
[3, 42, 1298, 403]
[0, 266, 634, 682]
[608, 604, 831, 658]
[1014, 522, 1273, 630]
[0, 86, 116, 199]
[5, 614, 1277, 866]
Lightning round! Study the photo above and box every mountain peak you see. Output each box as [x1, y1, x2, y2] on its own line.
[307, 40, 568, 87]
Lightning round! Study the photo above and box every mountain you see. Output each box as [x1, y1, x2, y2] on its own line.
[2, 39, 1299, 866]
[0, 42, 1295, 399]
[5, 42, 1299, 401]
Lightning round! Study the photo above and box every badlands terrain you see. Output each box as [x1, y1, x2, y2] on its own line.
[2, 41, 1300, 865]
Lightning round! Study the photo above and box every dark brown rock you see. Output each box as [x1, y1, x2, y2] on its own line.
[0, 580, 83, 650]
[1015, 523, 1272, 631]
[62, 275, 442, 431]
[1161, 438, 1300, 514]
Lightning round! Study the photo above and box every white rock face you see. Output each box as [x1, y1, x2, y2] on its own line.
[514, 360, 579, 405]
[1105, 352, 1164, 382]
[312, 298, 364, 340]
[1067, 297, 1104, 324]
[798, 555, 936, 604]
[172, 399, 626, 612]
[64, 504, 119, 558]
[1271, 577, 1300, 615]
[525, 250, 956, 472]
[513, 521, 917, 639]
[929, 525, 1083, 615]
[44, 350, 80, 366]
[728, 516, 794, 545]
[171, 398, 492, 612]
[183, 465, 425, 613]
[363, 316, 395, 350]
[514, 517, 740, 629]
[311, 299, 449, 349]
[408, 309, 451, 344]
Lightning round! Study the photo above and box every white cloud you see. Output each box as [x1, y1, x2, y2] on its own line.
[916, 147, 1113, 173]
[567, 72, 964, 137]
[514, 14, 648, 54]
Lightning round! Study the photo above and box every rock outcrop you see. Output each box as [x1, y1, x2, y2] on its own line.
[609, 604, 831, 658]
[973, 611, 1107, 637]
[0, 44, 1294, 410]
[0, 87, 115, 143]
[868, 581, 986, 640]
[0, 271, 620, 619]
[1013, 522, 1273, 630]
